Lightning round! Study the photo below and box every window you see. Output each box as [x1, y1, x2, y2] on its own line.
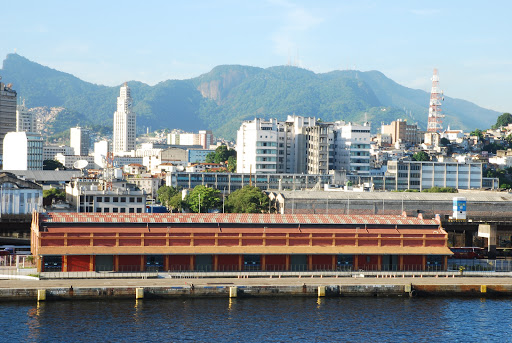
[96, 197, 102, 202]
[113, 208, 118, 213]
[129, 208, 135, 213]
[137, 198, 143, 203]
[136, 208, 142, 213]
[104, 197, 110, 202]
[120, 197, 126, 202]
[120, 208, 126, 213]
[104, 208, 110, 213]
[130, 197, 135, 202]
[113, 197, 119, 203]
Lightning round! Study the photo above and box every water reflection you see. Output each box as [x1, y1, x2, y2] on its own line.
[2, 298, 512, 342]
[26, 302, 44, 342]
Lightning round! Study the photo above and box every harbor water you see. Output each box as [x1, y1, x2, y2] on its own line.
[1, 297, 511, 342]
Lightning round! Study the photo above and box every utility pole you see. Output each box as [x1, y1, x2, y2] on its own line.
[198, 193, 201, 213]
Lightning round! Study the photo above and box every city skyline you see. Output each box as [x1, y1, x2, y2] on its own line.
[1, 1, 511, 113]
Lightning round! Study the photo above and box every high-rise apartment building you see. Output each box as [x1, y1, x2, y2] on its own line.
[16, 99, 36, 133]
[237, 116, 371, 175]
[236, 116, 315, 174]
[70, 126, 90, 156]
[113, 83, 136, 154]
[3, 132, 44, 170]
[0, 79, 17, 164]
[334, 121, 371, 174]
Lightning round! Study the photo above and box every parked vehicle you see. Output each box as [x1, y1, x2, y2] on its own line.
[449, 247, 485, 259]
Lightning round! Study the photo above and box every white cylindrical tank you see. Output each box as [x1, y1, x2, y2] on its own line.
[453, 197, 467, 220]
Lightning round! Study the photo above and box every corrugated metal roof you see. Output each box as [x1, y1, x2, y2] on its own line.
[41, 212, 440, 226]
[2, 170, 81, 182]
[274, 190, 512, 202]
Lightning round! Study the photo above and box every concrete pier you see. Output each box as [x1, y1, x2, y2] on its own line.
[1, 277, 512, 301]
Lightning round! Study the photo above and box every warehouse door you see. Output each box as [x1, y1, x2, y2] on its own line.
[382, 255, 399, 271]
[195, 255, 213, 271]
[290, 255, 308, 271]
[96, 255, 114, 272]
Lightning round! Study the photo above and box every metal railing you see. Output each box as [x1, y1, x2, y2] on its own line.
[11, 260, 512, 279]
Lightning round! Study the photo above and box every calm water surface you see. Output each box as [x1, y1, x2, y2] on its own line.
[1, 297, 511, 342]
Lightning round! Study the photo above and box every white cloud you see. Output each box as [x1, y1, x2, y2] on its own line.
[269, 1, 324, 60]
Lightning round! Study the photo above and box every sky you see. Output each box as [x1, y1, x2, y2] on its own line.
[1, 0, 511, 112]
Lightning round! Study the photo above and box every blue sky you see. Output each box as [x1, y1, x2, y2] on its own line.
[1, 0, 511, 112]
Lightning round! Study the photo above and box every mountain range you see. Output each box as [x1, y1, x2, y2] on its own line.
[0, 53, 500, 140]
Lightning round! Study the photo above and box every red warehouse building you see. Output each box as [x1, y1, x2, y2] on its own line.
[31, 212, 452, 273]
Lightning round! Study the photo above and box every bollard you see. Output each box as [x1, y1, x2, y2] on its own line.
[481, 285, 487, 293]
[136, 288, 144, 299]
[37, 289, 46, 302]
[229, 286, 238, 298]
[318, 286, 326, 297]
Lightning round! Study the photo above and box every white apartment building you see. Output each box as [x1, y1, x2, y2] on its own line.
[167, 130, 213, 149]
[334, 121, 371, 175]
[236, 116, 315, 174]
[70, 126, 90, 156]
[43, 145, 74, 161]
[93, 140, 109, 169]
[66, 177, 146, 213]
[16, 99, 36, 133]
[113, 83, 136, 154]
[3, 132, 44, 170]
[237, 116, 371, 175]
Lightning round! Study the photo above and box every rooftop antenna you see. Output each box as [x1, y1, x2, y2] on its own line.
[73, 160, 89, 176]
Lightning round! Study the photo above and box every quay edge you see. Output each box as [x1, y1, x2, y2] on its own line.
[2, 284, 512, 301]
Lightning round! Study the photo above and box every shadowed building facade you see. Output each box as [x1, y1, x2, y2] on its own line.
[31, 213, 451, 273]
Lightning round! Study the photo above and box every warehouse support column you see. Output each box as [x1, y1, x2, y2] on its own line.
[465, 230, 474, 247]
[478, 224, 497, 259]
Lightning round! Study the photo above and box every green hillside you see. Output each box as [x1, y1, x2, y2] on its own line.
[0, 53, 500, 140]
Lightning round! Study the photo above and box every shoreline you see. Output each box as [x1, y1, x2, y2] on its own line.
[2, 276, 512, 301]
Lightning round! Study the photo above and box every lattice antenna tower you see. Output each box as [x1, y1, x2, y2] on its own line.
[427, 68, 445, 132]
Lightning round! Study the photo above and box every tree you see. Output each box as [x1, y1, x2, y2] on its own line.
[225, 186, 269, 213]
[43, 159, 65, 170]
[493, 113, 512, 129]
[205, 152, 216, 163]
[205, 145, 236, 165]
[412, 151, 430, 161]
[227, 156, 237, 173]
[470, 129, 484, 141]
[157, 186, 181, 209]
[168, 193, 185, 212]
[43, 188, 66, 206]
[186, 185, 221, 213]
